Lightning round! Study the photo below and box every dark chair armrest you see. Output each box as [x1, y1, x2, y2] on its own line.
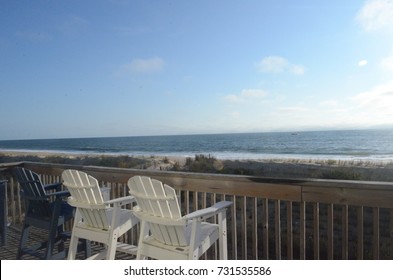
[21, 195, 50, 201]
[46, 190, 70, 198]
[44, 182, 63, 191]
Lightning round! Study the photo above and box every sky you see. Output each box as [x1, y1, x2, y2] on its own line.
[1, 0, 393, 140]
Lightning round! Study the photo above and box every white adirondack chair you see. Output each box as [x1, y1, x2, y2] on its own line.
[127, 176, 232, 260]
[62, 169, 139, 260]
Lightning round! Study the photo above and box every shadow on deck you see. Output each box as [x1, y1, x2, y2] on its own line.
[0, 225, 136, 260]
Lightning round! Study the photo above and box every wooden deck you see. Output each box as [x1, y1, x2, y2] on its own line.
[1, 161, 393, 260]
[0, 225, 137, 260]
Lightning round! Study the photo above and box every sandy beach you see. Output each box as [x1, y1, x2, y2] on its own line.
[1, 150, 393, 181]
[0, 150, 187, 169]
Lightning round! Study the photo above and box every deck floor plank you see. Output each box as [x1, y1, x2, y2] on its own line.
[0, 225, 136, 260]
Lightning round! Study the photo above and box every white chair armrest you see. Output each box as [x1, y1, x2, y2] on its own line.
[183, 201, 232, 221]
[105, 195, 136, 207]
[132, 209, 186, 226]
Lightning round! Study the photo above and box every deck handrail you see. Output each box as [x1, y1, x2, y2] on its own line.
[1, 161, 392, 260]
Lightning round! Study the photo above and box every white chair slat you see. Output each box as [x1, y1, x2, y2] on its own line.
[135, 177, 155, 215]
[164, 185, 182, 219]
[62, 169, 138, 260]
[128, 176, 231, 259]
[144, 177, 163, 217]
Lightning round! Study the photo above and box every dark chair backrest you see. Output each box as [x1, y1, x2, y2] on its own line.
[13, 167, 51, 218]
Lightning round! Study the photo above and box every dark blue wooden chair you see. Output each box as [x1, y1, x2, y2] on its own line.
[13, 167, 88, 259]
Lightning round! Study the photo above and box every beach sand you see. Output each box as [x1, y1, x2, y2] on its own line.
[0, 150, 187, 170]
[1, 150, 393, 181]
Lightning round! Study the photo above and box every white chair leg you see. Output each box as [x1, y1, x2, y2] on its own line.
[188, 219, 200, 260]
[218, 211, 228, 260]
[106, 232, 118, 260]
[67, 235, 79, 260]
[137, 221, 148, 260]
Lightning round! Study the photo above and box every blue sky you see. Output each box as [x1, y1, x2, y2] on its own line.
[1, 0, 393, 140]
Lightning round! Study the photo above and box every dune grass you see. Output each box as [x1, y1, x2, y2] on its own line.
[1, 151, 393, 181]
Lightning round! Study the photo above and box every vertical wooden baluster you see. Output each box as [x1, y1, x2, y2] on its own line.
[357, 206, 364, 259]
[390, 209, 393, 260]
[327, 204, 333, 259]
[231, 195, 237, 260]
[313, 202, 319, 259]
[262, 198, 269, 259]
[252, 197, 258, 259]
[373, 207, 379, 260]
[287, 201, 293, 259]
[342, 205, 348, 260]
[241, 196, 247, 259]
[300, 201, 306, 260]
[275, 200, 281, 260]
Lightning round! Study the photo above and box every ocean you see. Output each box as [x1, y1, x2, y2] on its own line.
[1, 129, 393, 161]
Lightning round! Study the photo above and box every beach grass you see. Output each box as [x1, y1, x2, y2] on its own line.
[1, 151, 393, 181]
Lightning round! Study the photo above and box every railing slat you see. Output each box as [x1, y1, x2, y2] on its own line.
[231, 195, 237, 260]
[390, 209, 393, 260]
[300, 201, 306, 259]
[373, 207, 379, 259]
[275, 200, 281, 260]
[241, 196, 247, 259]
[357, 206, 364, 259]
[252, 197, 258, 260]
[262, 198, 268, 259]
[184, 190, 190, 215]
[313, 202, 320, 259]
[342, 205, 349, 259]
[327, 204, 333, 259]
[287, 201, 293, 259]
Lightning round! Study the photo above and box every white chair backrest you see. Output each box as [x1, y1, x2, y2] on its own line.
[62, 169, 109, 229]
[128, 176, 187, 246]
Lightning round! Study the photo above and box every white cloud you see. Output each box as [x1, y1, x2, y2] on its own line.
[225, 94, 243, 103]
[358, 59, 368, 66]
[351, 82, 393, 116]
[231, 111, 241, 119]
[318, 100, 349, 114]
[256, 56, 305, 75]
[356, 0, 393, 32]
[240, 89, 268, 98]
[291, 64, 305, 75]
[257, 56, 288, 73]
[122, 57, 164, 73]
[319, 100, 339, 107]
[278, 106, 308, 113]
[225, 89, 268, 103]
[380, 48, 393, 70]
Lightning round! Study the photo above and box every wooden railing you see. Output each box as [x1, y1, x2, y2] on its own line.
[1, 161, 393, 260]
